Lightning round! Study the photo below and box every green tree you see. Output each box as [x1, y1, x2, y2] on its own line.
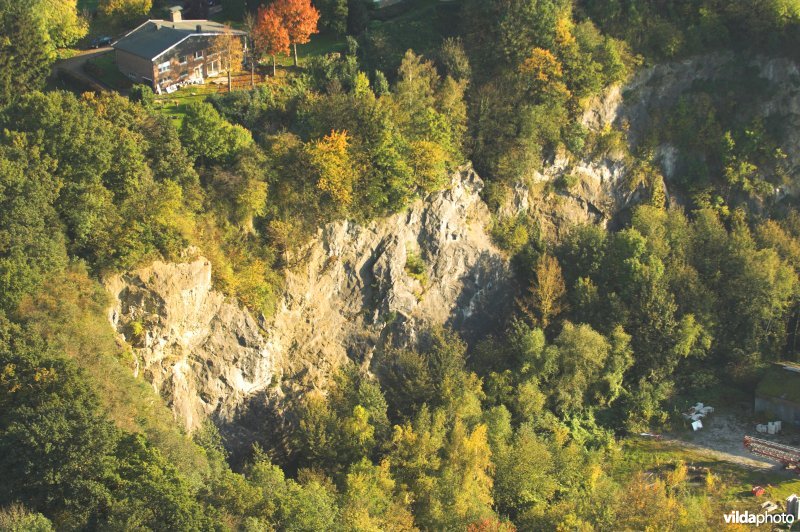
[0, 132, 67, 313]
[318, 0, 348, 35]
[0, 325, 119, 529]
[493, 424, 557, 520]
[180, 101, 253, 165]
[0, 504, 54, 532]
[0, 1, 54, 107]
[37, 0, 87, 48]
[104, 434, 209, 530]
[340, 459, 415, 531]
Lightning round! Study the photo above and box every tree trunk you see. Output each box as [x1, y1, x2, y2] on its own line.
[293, 43, 298, 67]
[228, 68, 232, 92]
[272, 55, 276, 77]
[250, 59, 255, 87]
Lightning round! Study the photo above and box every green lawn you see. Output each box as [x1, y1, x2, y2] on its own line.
[274, 33, 348, 67]
[153, 84, 225, 129]
[84, 52, 132, 91]
[360, 0, 452, 74]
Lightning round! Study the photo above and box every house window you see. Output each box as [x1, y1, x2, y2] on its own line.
[194, 50, 203, 59]
[157, 61, 170, 73]
[180, 55, 188, 64]
[180, 70, 189, 78]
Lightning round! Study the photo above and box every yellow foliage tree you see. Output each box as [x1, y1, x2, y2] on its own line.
[518, 47, 571, 100]
[210, 27, 245, 92]
[307, 130, 353, 208]
[522, 253, 566, 328]
[98, 0, 151, 27]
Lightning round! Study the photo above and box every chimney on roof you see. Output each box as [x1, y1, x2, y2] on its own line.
[169, 6, 182, 22]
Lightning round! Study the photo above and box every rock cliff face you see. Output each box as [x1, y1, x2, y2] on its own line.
[106, 259, 275, 432]
[502, 53, 800, 235]
[109, 54, 800, 434]
[107, 167, 512, 432]
[621, 53, 800, 192]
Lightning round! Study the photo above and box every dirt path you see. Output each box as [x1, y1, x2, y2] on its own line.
[665, 409, 785, 470]
[662, 436, 782, 470]
[54, 48, 115, 92]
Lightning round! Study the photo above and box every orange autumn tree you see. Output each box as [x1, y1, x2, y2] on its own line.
[253, 4, 290, 76]
[273, 0, 320, 66]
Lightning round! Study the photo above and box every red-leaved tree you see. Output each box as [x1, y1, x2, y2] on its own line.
[273, 0, 320, 66]
[253, 4, 290, 76]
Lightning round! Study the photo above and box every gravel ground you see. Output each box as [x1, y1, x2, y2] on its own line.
[665, 404, 792, 470]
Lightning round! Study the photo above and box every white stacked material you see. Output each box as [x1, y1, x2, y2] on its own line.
[761, 501, 778, 513]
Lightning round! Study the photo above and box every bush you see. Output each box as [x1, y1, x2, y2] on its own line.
[129, 84, 155, 108]
[405, 250, 427, 285]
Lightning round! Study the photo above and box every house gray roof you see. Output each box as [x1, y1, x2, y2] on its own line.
[113, 20, 246, 61]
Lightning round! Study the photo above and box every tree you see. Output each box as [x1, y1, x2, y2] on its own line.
[253, 4, 290, 76]
[180, 101, 253, 164]
[276, 478, 339, 531]
[340, 459, 415, 531]
[0, 1, 55, 107]
[494, 424, 557, 520]
[0, 504, 53, 532]
[317, 0, 348, 35]
[0, 332, 120, 529]
[273, 0, 320, 66]
[105, 434, 208, 530]
[0, 132, 67, 313]
[211, 27, 245, 92]
[550, 322, 613, 414]
[37, 0, 88, 48]
[98, 0, 151, 28]
[522, 254, 566, 328]
[306, 129, 354, 209]
[439, 37, 472, 82]
[128, 84, 155, 108]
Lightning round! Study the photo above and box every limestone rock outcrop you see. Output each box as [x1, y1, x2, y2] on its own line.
[107, 167, 512, 432]
[106, 258, 275, 432]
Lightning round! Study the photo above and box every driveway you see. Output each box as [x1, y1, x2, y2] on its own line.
[54, 47, 115, 93]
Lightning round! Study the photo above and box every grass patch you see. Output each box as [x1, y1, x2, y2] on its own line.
[153, 83, 226, 129]
[361, 0, 450, 74]
[616, 438, 800, 507]
[274, 32, 348, 67]
[757, 365, 800, 403]
[84, 52, 132, 91]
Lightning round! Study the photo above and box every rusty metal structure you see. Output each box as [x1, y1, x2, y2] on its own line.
[743, 435, 800, 468]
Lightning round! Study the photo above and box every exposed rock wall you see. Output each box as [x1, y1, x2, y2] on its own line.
[106, 259, 275, 432]
[621, 53, 800, 193]
[107, 167, 512, 432]
[501, 53, 800, 236]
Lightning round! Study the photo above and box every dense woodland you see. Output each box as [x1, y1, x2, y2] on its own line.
[2, 0, 800, 530]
